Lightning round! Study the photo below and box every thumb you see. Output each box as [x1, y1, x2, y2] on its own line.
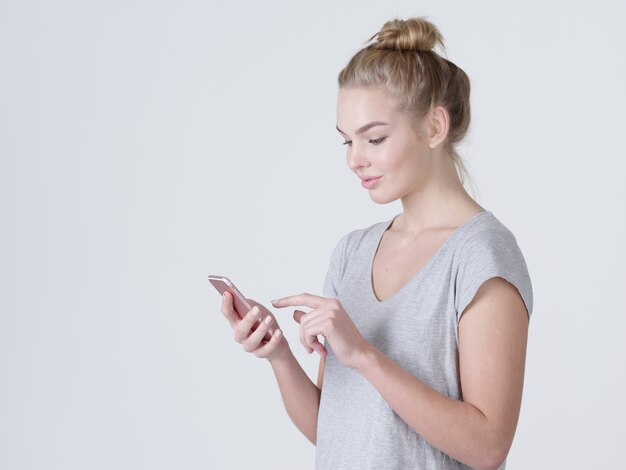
[293, 309, 306, 324]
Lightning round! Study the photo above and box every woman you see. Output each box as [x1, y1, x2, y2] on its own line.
[219, 17, 533, 470]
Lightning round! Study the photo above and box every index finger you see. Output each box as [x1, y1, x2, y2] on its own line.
[271, 293, 326, 309]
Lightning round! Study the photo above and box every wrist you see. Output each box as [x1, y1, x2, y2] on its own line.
[352, 341, 379, 374]
[266, 339, 293, 366]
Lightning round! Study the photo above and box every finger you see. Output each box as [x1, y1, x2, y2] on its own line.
[242, 314, 274, 352]
[304, 327, 325, 355]
[301, 317, 330, 356]
[302, 328, 326, 357]
[254, 328, 284, 358]
[233, 305, 263, 343]
[220, 292, 240, 328]
[293, 309, 307, 324]
[311, 341, 328, 357]
[271, 293, 326, 309]
[295, 308, 326, 353]
[248, 300, 278, 341]
[295, 306, 327, 326]
[299, 318, 313, 354]
[246, 315, 278, 343]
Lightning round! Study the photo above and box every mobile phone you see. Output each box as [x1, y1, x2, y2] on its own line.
[208, 274, 274, 340]
[208, 274, 253, 318]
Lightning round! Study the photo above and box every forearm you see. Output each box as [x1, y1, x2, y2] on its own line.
[268, 346, 321, 445]
[356, 346, 510, 470]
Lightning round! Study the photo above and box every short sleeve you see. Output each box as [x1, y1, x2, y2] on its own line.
[322, 232, 350, 298]
[455, 228, 533, 320]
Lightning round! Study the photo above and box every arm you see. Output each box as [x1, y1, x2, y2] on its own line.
[272, 277, 528, 470]
[354, 277, 528, 470]
[266, 348, 323, 444]
[265, 330, 326, 444]
[219, 292, 323, 445]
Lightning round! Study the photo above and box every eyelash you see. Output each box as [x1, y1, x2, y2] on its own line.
[342, 137, 387, 146]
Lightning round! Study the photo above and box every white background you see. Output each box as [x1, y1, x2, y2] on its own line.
[1, 1, 625, 469]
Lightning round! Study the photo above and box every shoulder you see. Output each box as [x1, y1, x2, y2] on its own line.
[329, 218, 390, 258]
[453, 211, 534, 318]
[453, 211, 528, 270]
[325, 217, 391, 275]
[457, 211, 519, 251]
[323, 218, 391, 298]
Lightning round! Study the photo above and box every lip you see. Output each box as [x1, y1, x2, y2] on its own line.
[360, 176, 382, 189]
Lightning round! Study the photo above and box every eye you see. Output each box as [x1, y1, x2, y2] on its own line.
[342, 140, 352, 146]
[369, 137, 387, 145]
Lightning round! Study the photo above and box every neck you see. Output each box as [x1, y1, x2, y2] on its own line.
[392, 151, 483, 235]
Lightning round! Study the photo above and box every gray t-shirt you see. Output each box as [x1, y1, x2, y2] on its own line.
[316, 210, 533, 470]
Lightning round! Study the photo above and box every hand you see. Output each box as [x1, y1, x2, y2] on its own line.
[271, 293, 370, 369]
[220, 291, 289, 362]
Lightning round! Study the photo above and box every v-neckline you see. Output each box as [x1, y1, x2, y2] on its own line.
[368, 210, 489, 304]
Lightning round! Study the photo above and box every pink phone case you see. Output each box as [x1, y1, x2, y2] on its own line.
[208, 274, 252, 318]
[208, 274, 274, 340]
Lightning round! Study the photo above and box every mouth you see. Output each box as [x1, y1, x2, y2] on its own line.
[360, 176, 383, 189]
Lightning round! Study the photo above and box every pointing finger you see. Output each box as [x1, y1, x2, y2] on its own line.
[271, 293, 326, 309]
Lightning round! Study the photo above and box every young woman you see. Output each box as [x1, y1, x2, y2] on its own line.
[219, 17, 533, 470]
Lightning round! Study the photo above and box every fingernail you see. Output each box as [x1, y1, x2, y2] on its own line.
[271, 299, 280, 304]
[274, 329, 282, 337]
[251, 306, 259, 316]
[264, 315, 272, 324]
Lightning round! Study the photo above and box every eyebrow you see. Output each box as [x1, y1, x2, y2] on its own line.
[336, 121, 390, 136]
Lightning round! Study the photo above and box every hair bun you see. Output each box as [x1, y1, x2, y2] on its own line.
[370, 17, 445, 52]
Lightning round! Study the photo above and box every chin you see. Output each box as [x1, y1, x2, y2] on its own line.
[369, 190, 399, 205]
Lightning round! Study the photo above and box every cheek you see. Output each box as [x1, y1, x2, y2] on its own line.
[375, 153, 395, 171]
[377, 144, 415, 172]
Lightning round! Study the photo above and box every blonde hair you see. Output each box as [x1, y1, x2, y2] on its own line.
[338, 17, 473, 189]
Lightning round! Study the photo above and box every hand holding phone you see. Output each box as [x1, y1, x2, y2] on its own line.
[209, 274, 275, 342]
[208, 275, 253, 318]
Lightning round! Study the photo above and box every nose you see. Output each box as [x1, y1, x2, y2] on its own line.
[346, 143, 370, 173]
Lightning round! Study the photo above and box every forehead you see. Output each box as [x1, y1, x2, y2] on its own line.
[336, 87, 400, 129]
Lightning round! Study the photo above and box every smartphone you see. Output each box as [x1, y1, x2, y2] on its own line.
[208, 274, 274, 340]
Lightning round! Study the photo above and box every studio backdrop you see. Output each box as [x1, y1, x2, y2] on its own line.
[1, 1, 625, 469]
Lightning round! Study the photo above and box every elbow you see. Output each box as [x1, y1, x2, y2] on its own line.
[301, 420, 317, 446]
[472, 439, 511, 470]
[474, 457, 504, 470]
[297, 425, 317, 447]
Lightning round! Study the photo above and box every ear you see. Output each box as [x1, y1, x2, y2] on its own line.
[427, 106, 450, 149]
